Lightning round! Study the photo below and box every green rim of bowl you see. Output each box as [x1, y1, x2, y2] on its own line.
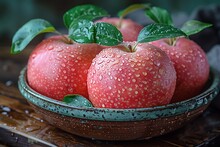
[18, 67, 220, 121]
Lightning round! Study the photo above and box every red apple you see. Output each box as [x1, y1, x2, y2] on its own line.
[87, 43, 177, 109]
[150, 38, 210, 102]
[27, 35, 103, 101]
[96, 17, 143, 41]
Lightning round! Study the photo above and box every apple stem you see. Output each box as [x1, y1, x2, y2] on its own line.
[168, 38, 177, 46]
[128, 44, 133, 52]
[63, 35, 74, 44]
[132, 42, 139, 51]
[55, 31, 73, 44]
[123, 44, 136, 52]
[118, 16, 123, 28]
[172, 38, 177, 46]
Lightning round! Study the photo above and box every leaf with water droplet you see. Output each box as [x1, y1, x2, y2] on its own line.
[69, 19, 95, 43]
[181, 20, 212, 36]
[94, 22, 123, 46]
[11, 19, 56, 54]
[63, 4, 109, 28]
[63, 94, 93, 108]
[118, 3, 150, 18]
[145, 6, 173, 25]
[137, 24, 187, 43]
[69, 20, 122, 45]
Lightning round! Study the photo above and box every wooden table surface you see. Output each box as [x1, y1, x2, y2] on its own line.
[1, 46, 220, 146]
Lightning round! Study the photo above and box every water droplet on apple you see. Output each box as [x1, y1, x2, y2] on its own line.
[69, 54, 75, 58]
[135, 74, 140, 77]
[92, 80, 96, 84]
[137, 63, 141, 66]
[68, 87, 73, 92]
[111, 58, 115, 62]
[32, 54, 36, 59]
[97, 60, 104, 65]
[181, 64, 186, 68]
[142, 72, 148, 76]
[57, 47, 63, 52]
[130, 64, 135, 67]
[61, 63, 66, 67]
[99, 75, 103, 80]
[132, 79, 136, 83]
[58, 54, 63, 58]
[91, 60, 96, 65]
[77, 56, 81, 60]
[153, 60, 161, 67]
[48, 45, 53, 50]
[102, 54, 107, 58]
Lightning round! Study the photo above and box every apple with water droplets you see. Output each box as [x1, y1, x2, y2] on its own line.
[27, 35, 103, 100]
[150, 38, 210, 102]
[145, 6, 212, 103]
[87, 42, 177, 108]
[96, 17, 143, 41]
[11, 4, 124, 102]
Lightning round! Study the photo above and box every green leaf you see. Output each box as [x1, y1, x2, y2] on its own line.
[145, 6, 173, 25]
[118, 3, 150, 18]
[63, 4, 109, 28]
[11, 19, 56, 54]
[68, 19, 95, 43]
[94, 22, 123, 46]
[63, 94, 93, 108]
[137, 24, 187, 43]
[68, 20, 123, 45]
[181, 20, 212, 36]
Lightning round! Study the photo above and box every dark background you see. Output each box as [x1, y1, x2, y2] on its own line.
[1, 0, 220, 49]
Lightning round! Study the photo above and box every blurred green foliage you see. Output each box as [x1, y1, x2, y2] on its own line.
[0, 0, 55, 44]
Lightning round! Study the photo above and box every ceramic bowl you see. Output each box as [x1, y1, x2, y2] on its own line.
[18, 67, 220, 141]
